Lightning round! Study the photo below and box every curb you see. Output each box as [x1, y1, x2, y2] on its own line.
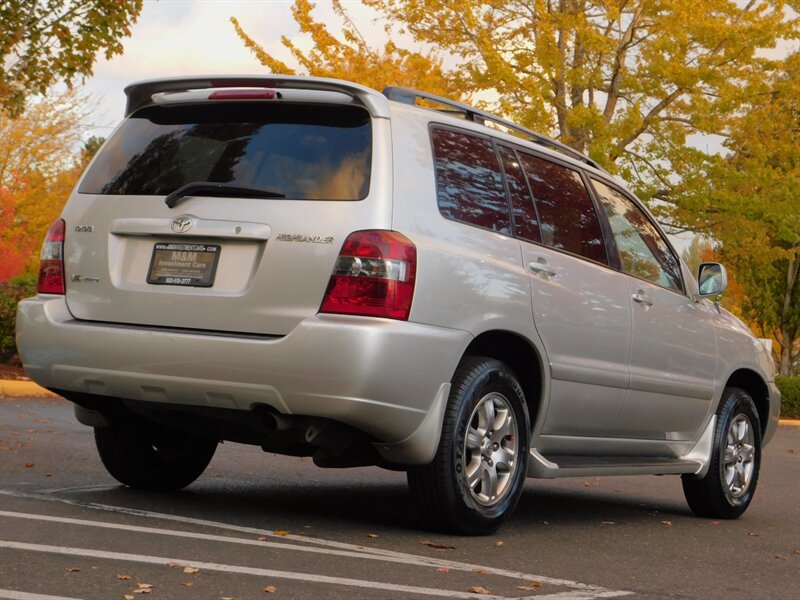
[0, 380, 799, 426]
[0, 379, 59, 398]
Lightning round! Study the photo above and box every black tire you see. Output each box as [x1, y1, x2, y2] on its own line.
[682, 387, 761, 519]
[95, 421, 217, 491]
[407, 356, 530, 535]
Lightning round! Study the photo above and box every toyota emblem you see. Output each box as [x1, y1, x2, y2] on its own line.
[171, 216, 194, 233]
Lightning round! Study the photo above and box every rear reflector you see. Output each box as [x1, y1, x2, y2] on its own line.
[320, 230, 416, 320]
[38, 219, 66, 295]
[208, 89, 276, 100]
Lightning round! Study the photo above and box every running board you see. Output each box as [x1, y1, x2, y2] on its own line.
[527, 450, 702, 478]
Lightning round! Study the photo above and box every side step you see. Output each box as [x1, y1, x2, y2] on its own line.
[528, 450, 702, 479]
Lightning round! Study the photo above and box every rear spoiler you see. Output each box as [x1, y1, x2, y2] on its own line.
[124, 75, 391, 118]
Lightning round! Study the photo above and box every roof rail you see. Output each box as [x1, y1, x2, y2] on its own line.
[124, 75, 391, 118]
[382, 86, 605, 172]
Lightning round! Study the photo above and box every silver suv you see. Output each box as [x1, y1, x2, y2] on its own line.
[16, 76, 780, 534]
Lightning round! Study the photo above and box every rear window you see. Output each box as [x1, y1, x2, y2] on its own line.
[79, 103, 372, 200]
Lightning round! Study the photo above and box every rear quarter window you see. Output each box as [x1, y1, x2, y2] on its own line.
[430, 127, 511, 234]
[79, 103, 372, 200]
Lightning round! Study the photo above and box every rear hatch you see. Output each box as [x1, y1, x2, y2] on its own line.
[63, 88, 391, 335]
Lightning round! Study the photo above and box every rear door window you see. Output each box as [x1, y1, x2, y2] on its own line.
[516, 152, 608, 265]
[431, 127, 511, 234]
[497, 145, 541, 243]
[79, 103, 372, 200]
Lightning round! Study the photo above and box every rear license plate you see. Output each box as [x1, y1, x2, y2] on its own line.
[147, 243, 221, 287]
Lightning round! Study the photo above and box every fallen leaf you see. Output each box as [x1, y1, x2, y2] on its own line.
[124, 596, 134, 600]
[748, 532, 760, 537]
[794, 549, 800, 555]
[45, 473, 52, 477]
[117, 574, 132, 580]
[135, 584, 152, 590]
[66, 567, 81, 573]
[23, 463, 34, 468]
[776, 555, 789, 560]
[494, 540, 504, 547]
[273, 530, 289, 536]
[221, 597, 235, 599]
[471, 568, 490, 574]
[367, 533, 378, 538]
[263, 587, 277, 594]
[661, 520, 672, 526]
[516, 582, 543, 589]
[437, 567, 449, 573]
[468, 586, 492, 595]
[180, 582, 194, 587]
[601, 520, 616, 525]
[711, 521, 721, 526]
[420, 540, 456, 550]
[183, 566, 200, 574]
[132, 591, 151, 595]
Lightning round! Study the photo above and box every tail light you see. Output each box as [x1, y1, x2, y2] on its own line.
[38, 219, 66, 294]
[320, 230, 417, 320]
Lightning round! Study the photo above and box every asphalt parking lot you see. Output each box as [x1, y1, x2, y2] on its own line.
[1, 395, 798, 600]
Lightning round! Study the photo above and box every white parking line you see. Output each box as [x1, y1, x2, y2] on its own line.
[0, 540, 510, 600]
[0, 591, 83, 600]
[0, 489, 631, 599]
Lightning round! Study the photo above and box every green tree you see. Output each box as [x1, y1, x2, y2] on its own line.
[673, 53, 799, 375]
[0, 0, 143, 116]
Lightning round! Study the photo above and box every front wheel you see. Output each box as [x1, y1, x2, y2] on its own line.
[95, 421, 217, 491]
[682, 387, 761, 519]
[408, 357, 530, 535]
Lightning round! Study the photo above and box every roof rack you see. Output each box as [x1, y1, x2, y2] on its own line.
[382, 86, 605, 173]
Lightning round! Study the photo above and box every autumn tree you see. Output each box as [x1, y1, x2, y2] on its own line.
[0, 90, 87, 278]
[371, 1, 796, 186]
[0, 0, 143, 116]
[672, 53, 799, 375]
[231, 0, 464, 99]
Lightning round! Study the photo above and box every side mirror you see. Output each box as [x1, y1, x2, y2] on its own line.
[697, 263, 728, 298]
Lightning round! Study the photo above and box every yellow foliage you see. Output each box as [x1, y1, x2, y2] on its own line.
[230, 0, 464, 100]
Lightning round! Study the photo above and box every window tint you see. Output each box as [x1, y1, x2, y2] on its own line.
[79, 103, 372, 200]
[517, 153, 607, 264]
[431, 128, 510, 234]
[497, 145, 541, 243]
[592, 179, 683, 292]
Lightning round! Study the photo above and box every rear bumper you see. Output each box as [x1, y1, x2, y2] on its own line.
[16, 296, 471, 463]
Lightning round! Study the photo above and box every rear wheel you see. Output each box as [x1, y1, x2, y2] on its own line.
[682, 387, 761, 519]
[407, 357, 530, 535]
[95, 421, 217, 491]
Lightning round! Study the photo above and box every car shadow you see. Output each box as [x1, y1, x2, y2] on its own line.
[62, 474, 694, 537]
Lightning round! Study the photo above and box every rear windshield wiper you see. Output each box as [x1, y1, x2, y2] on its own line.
[165, 182, 286, 208]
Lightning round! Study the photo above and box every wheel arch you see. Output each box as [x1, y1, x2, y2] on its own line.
[462, 330, 544, 431]
[724, 369, 769, 438]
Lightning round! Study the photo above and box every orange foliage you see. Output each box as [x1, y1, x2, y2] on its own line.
[0, 185, 35, 282]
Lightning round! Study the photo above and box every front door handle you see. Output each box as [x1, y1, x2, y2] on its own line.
[527, 259, 556, 278]
[632, 291, 653, 306]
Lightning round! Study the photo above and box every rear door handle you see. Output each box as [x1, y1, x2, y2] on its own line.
[527, 259, 556, 278]
[632, 291, 653, 306]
